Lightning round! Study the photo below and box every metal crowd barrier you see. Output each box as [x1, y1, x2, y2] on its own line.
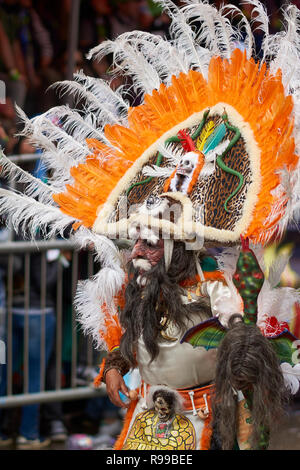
[0, 153, 106, 407]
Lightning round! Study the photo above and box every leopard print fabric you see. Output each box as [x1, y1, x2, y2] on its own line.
[112, 114, 252, 233]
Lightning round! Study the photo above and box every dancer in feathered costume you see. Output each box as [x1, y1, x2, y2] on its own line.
[0, 0, 300, 450]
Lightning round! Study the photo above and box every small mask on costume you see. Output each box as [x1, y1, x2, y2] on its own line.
[165, 151, 204, 195]
[154, 394, 173, 422]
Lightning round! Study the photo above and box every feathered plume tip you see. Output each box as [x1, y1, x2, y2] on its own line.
[71, 226, 125, 349]
[75, 267, 125, 351]
[0, 0, 299, 323]
[0, 188, 76, 240]
[177, 129, 196, 152]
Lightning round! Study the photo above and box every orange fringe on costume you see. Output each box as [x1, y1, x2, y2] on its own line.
[94, 358, 106, 388]
[114, 398, 138, 450]
[53, 49, 298, 244]
[200, 414, 213, 450]
[180, 271, 225, 287]
[98, 291, 125, 351]
[187, 153, 205, 194]
[93, 292, 125, 387]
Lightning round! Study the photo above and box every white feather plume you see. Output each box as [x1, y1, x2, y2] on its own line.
[154, 0, 212, 77]
[46, 105, 115, 147]
[88, 36, 162, 97]
[157, 142, 183, 165]
[0, 150, 56, 204]
[216, 246, 240, 277]
[51, 79, 127, 132]
[1, 0, 299, 350]
[281, 363, 300, 395]
[29, 111, 91, 188]
[142, 165, 174, 178]
[72, 226, 125, 350]
[257, 249, 300, 327]
[219, 3, 254, 58]
[74, 71, 129, 121]
[15, 105, 91, 191]
[181, 2, 237, 58]
[242, 1, 269, 40]
[0, 188, 76, 239]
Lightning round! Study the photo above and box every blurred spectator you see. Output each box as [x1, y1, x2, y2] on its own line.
[0, 122, 9, 152]
[0, 1, 27, 112]
[109, 0, 150, 38]
[0, 247, 57, 449]
[18, 0, 58, 114]
[79, 0, 112, 78]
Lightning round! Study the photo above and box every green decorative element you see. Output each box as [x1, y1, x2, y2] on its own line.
[246, 417, 253, 425]
[191, 109, 210, 140]
[202, 122, 227, 154]
[216, 113, 243, 213]
[126, 108, 244, 200]
[126, 109, 210, 196]
[126, 135, 180, 195]
[258, 426, 270, 451]
[181, 317, 226, 350]
[269, 330, 298, 366]
[232, 246, 264, 325]
[200, 256, 218, 272]
[233, 439, 240, 450]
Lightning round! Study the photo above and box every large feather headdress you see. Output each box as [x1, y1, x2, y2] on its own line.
[55, 1, 300, 245]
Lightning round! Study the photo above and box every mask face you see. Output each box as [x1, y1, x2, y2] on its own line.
[154, 395, 172, 422]
[130, 238, 164, 274]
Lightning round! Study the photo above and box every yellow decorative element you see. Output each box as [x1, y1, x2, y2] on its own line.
[197, 408, 210, 420]
[196, 120, 215, 151]
[187, 289, 192, 301]
[195, 282, 202, 297]
[123, 410, 196, 450]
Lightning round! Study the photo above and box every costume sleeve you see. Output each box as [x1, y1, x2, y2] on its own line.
[201, 280, 244, 326]
[94, 290, 130, 387]
[102, 348, 130, 383]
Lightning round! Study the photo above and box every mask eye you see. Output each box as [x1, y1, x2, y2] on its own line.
[146, 195, 159, 210]
[145, 239, 156, 248]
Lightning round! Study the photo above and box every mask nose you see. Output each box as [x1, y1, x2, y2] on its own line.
[129, 239, 145, 260]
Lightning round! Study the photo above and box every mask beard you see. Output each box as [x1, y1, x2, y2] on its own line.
[119, 242, 211, 367]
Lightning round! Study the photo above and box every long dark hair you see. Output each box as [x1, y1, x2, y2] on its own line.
[119, 242, 211, 366]
[211, 315, 288, 450]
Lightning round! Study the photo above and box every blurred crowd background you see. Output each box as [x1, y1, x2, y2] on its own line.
[0, 0, 299, 451]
